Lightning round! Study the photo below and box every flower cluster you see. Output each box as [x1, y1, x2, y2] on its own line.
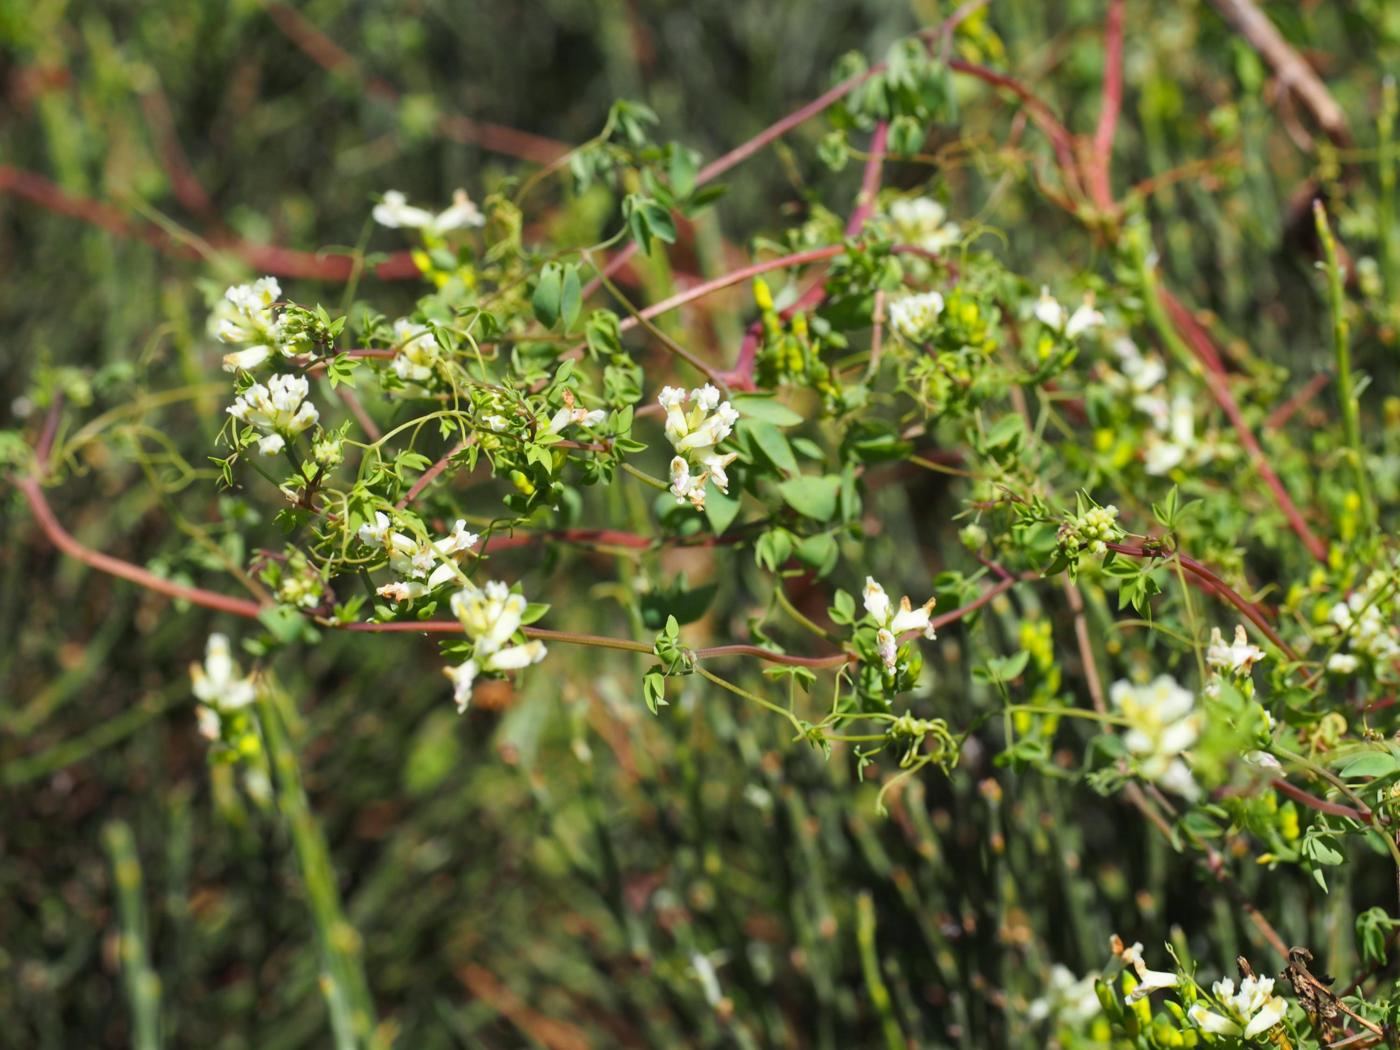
[358, 512, 479, 602]
[888, 290, 944, 343]
[1110, 674, 1202, 799]
[1026, 964, 1101, 1029]
[885, 197, 961, 254]
[863, 576, 936, 675]
[1188, 975, 1287, 1040]
[1328, 568, 1400, 678]
[373, 189, 484, 235]
[190, 633, 257, 741]
[659, 384, 739, 510]
[1057, 501, 1122, 558]
[443, 581, 548, 712]
[215, 277, 286, 372]
[227, 374, 319, 455]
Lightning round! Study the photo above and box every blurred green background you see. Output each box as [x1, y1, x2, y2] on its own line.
[4, 1, 1399, 1047]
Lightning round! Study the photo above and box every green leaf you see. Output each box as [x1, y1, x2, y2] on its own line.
[703, 480, 741, 535]
[795, 532, 839, 576]
[745, 420, 799, 476]
[1338, 752, 1400, 779]
[778, 475, 841, 521]
[560, 264, 582, 332]
[532, 263, 563, 328]
[730, 395, 803, 426]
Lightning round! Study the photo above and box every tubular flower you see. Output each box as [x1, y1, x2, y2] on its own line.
[227, 374, 319, 455]
[215, 277, 284, 371]
[888, 291, 945, 343]
[659, 385, 740, 509]
[1027, 965, 1101, 1027]
[863, 577, 937, 638]
[1110, 675, 1202, 800]
[1187, 976, 1287, 1040]
[374, 189, 484, 234]
[1114, 940, 1180, 1003]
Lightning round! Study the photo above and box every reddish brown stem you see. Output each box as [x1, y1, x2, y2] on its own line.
[1089, 0, 1126, 211]
[1271, 777, 1371, 823]
[845, 121, 890, 237]
[0, 165, 419, 282]
[15, 475, 265, 619]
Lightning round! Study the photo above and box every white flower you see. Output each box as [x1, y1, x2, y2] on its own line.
[1206, 625, 1267, 676]
[358, 511, 392, 547]
[886, 197, 961, 254]
[222, 346, 273, 373]
[864, 576, 937, 639]
[361, 513, 478, 598]
[670, 456, 706, 509]
[1066, 299, 1105, 340]
[1027, 964, 1101, 1027]
[374, 188, 484, 234]
[1144, 394, 1196, 476]
[1110, 675, 1202, 799]
[213, 277, 288, 371]
[1114, 940, 1180, 1002]
[227, 374, 318, 452]
[876, 628, 898, 672]
[1328, 652, 1360, 674]
[547, 405, 607, 434]
[1035, 287, 1102, 339]
[484, 414, 510, 432]
[372, 190, 435, 229]
[888, 291, 945, 342]
[661, 386, 741, 509]
[190, 634, 256, 710]
[391, 319, 439, 384]
[1243, 750, 1282, 770]
[444, 659, 478, 713]
[451, 580, 527, 655]
[1188, 975, 1287, 1039]
[483, 640, 547, 671]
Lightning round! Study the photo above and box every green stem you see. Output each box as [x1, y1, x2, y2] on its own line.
[102, 821, 163, 1050]
[620, 461, 670, 491]
[856, 892, 907, 1050]
[257, 693, 378, 1049]
[1314, 200, 1375, 532]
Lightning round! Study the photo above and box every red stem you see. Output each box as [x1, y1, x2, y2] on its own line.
[845, 121, 890, 237]
[1089, 0, 1126, 211]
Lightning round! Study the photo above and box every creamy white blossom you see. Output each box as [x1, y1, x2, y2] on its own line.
[547, 405, 607, 434]
[391, 319, 439, 385]
[443, 581, 547, 713]
[1115, 940, 1180, 1003]
[1035, 287, 1103, 339]
[374, 189, 484, 234]
[863, 576, 937, 638]
[1110, 675, 1202, 800]
[359, 512, 478, 599]
[452, 580, 527, 655]
[1027, 964, 1101, 1027]
[214, 277, 287, 371]
[888, 291, 944, 342]
[1328, 652, 1360, 674]
[191, 635, 257, 738]
[1206, 625, 1267, 676]
[227, 374, 318, 455]
[886, 197, 961, 254]
[1187, 975, 1287, 1039]
[876, 628, 898, 672]
[660, 385, 740, 509]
